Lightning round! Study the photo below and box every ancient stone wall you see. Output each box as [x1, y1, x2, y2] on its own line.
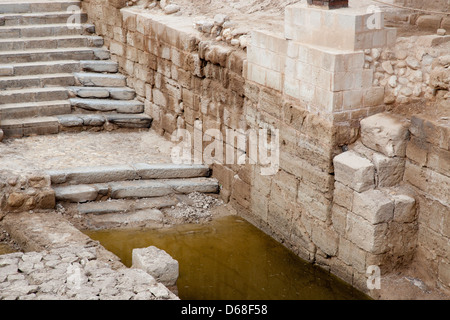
[81, 0, 450, 294]
[0, 171, 55, 216]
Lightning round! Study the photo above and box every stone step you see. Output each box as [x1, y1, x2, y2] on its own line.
[0, 11, 88, 26]
[80, 60, 118, 73]
[70, 98, 144, 114]
[0, 86, 68, 104]
[1, 60, 81, 76]
[68, 86, 136, 100]
[47, 163, 211, 185]
[0, 1, 81, 14]
[57, 113, 153, 129]
[0, 116, 59, 138]
[0, 35, 103, 51]
[77, 197, 179, 215]
[0, 73, 75, 90]
[53, 178, 219, 203]
[0, 23, 95, 39]
[0, 47, 108, 64]
[0, 100, 71, 119]
[74, 72, 127, 87]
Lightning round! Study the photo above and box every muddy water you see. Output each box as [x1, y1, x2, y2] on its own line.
[85, 215, 370, 300]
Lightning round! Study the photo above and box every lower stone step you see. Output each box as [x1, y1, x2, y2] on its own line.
[70, 98, 144, 113]
[0, 23, 95, 39]
[1, 12, 88, 26]
[68, 86, 136, 100]
[0, 34, 103, 51]
[0, 73, 75, 90]
[0, 47, 108, 64]
[47, 163, 211, 185]
[0, 100, 71, 120]
[77, 197, 179, 215]
[74, 72, 127, 87]
[0, 116, 59, 137]
[80, 60, 118, 73]
[3, 60, 81, 76]
[0, 86, 68, 104]
[57, 113, 153, 129]
[53, 178, 219, 203]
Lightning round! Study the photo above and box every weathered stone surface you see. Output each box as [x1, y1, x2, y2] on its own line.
[372, 152, 405, 187]
[392, 194, 416, 223]
[132, 246, 179, 286]
[333, 151, 375, 192]
[360, 113, 410, 157]
[352, 189, 395, 224]
[346, 212, 388, 254]
[54, 185, 98, 203]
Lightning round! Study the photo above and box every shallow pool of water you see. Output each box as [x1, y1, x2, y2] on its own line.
[85, 215, 370, 300]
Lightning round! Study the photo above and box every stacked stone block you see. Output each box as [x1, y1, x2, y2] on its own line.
[246, 3, 397, 126]
[404, 114, 450, 291]
[332, 112, 417, 283]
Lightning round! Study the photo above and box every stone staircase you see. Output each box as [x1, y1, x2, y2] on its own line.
[46, 163, 219, 203]
[0, 0, 152, 139]
[45, 163, 220, 226]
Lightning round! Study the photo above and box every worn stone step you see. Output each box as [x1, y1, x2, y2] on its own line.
[0, 1, 81, 14]
[0, 86, 68, 104]
[0, 116, 59, 138]
[74, 72, 127, 87]
[47, 163, 211, 185]
[0, 73, 75, 89]
[0, 100, 71, 119]
[0, 23, 95, 39]
[105, 114, 153, 128]
[77, 197, 179, 215]
[68, 86, 136, 100]
[53, 178, 219, 202]
[56, 113, 153, 129]
[0, 11, 88, 26]
[80, 60, 118, 73]
[0, 47, 102, 64]
[1, 60, 81, 76]
[0, 35, 103, 51]
[70, 98, 144, 114]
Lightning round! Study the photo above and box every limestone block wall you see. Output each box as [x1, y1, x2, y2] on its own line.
[247, 4, 396, 127]
[404, 114, 450, 291]
[0, 171, 55, 215]
[81, 0, 450, 294]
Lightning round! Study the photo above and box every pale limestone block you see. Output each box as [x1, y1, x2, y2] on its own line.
[352, 189, 395, 224]
[338, 236, 366, 273]
[132, 246, 179, 286]
[346, 212, 389, 254]
[312, 222, 339, 257]
[333, 181, 354, 211]
[372, 152, 405, 187]
[360, 112, 410, 157]
[333, 151, 375, 192]
[392, 194, 416, 223]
